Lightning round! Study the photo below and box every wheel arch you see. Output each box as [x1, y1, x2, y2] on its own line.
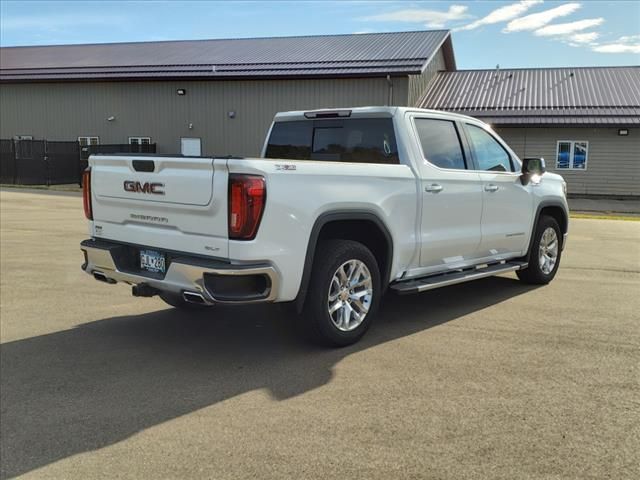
[524, 200, 568, 263]
[295, 210, 394, 313]
[539, 204, 568, 236]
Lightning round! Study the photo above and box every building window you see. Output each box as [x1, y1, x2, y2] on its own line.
[557, 141, 588, 170]
[129, 137, 151, 145]
[78, 136, 99, 146]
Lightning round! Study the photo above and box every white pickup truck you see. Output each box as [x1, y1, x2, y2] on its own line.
[81, 107, 568, 346]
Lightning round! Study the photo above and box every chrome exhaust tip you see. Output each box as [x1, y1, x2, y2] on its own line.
[183, 291, 207, 304]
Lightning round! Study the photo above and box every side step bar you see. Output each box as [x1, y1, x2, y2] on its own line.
[391, 261, 528, 295]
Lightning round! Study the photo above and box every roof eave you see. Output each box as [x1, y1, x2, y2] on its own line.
[459, 113, 640, 127]
[0, 70, 423, 83]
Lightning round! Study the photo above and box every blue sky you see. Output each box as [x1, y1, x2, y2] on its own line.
[1, 1, 638, 68]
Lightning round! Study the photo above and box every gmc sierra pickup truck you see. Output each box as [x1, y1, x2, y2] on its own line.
[81, 107, 568, 346]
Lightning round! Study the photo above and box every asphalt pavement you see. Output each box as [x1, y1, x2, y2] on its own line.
[1, 190, 638, 480]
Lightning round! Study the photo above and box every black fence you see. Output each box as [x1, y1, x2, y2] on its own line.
[0, 139, 16, 184]
[0, 139, 156, 185]
[0, 139, 50, 185]
[80, 143, 157, 172]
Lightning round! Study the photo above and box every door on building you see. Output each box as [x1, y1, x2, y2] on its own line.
[181, 137, 201, 156]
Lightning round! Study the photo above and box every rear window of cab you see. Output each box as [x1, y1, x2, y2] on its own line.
[265, 118, 399, 165]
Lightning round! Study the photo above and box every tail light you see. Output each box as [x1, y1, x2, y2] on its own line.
[228, 174, 266, 240]
[82, 167, 93, 220]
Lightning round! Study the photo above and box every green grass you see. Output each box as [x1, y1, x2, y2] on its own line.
[571, 213, 640, 222]
[0, 183, 81, 192]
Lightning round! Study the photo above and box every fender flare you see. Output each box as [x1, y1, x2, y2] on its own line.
[523, 200, 569, 263]
[294, 210, 394, 313]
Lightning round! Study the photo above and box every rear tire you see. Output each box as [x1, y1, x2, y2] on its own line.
[159, 292, 209, 310]
[302, 239, 381, 347]
[517, 215, 562, 285]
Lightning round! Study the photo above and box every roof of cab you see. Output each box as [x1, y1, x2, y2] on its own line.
[273, 106, 484, 124]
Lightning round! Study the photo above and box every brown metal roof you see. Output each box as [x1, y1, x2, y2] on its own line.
[0, 30, 455, 82]
[419, 66, 640, 126]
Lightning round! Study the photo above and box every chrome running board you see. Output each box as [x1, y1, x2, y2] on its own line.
[391, 261, 528, 295]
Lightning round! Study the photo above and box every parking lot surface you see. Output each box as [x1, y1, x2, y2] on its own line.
[1, 189, 639, 480]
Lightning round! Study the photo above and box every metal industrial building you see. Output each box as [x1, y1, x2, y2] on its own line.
[420, 66, 640, 197]
[1, 30, 638, 196]
[0, 31, 455, 157]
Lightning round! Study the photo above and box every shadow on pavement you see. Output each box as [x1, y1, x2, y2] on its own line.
[0, 276, 537, 479]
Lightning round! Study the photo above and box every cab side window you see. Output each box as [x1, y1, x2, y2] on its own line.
[414, 118, 467, 170]
[465, 124, 514, 172]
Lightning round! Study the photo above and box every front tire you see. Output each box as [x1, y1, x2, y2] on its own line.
[302, 239, 381, 347]
[517, 215, 562, 284]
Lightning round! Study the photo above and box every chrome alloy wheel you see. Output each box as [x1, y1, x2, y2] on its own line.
[538, 227, 559, 275]
[327, 259, 373, 332]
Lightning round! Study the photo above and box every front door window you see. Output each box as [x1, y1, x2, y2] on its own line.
[465, 124, 514, 172]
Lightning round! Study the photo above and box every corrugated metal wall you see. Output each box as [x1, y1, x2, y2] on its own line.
[407, 49, 445, 107]
[496, 127, 639, 196]
[0, 76, 409, 157]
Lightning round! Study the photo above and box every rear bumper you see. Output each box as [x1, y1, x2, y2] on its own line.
[80, 239, 279, 304]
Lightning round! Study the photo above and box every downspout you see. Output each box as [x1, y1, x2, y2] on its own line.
[386, 75, 393, 106]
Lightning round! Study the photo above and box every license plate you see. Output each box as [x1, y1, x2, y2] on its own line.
[140, 249, 166, 274]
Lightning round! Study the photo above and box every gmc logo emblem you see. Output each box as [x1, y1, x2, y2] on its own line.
[124, 181, 165, 195]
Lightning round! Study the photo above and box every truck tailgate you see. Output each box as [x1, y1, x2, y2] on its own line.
[89, 155, 229, 258]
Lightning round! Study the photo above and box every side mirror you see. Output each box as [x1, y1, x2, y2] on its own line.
[521, 157, 546, 185]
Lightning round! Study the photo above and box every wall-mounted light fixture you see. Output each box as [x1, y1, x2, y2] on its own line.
[188, 123, 193, 130]
[618, 129, 629, 136]
[228, 111, 236, 119]
[107, 116, 115, 122]
[177, 88, 186, 95]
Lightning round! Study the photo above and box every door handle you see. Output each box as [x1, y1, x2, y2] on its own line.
[484, 184, 499, 193]
[425, 183, 443, 193]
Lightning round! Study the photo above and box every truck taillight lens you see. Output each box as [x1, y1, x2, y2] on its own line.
[228, 174, 266, 240]
[82, 168, 92, 220]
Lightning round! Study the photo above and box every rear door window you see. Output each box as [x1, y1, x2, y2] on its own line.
[414, 118, 467, 170]
[265, 118, 399, 164]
